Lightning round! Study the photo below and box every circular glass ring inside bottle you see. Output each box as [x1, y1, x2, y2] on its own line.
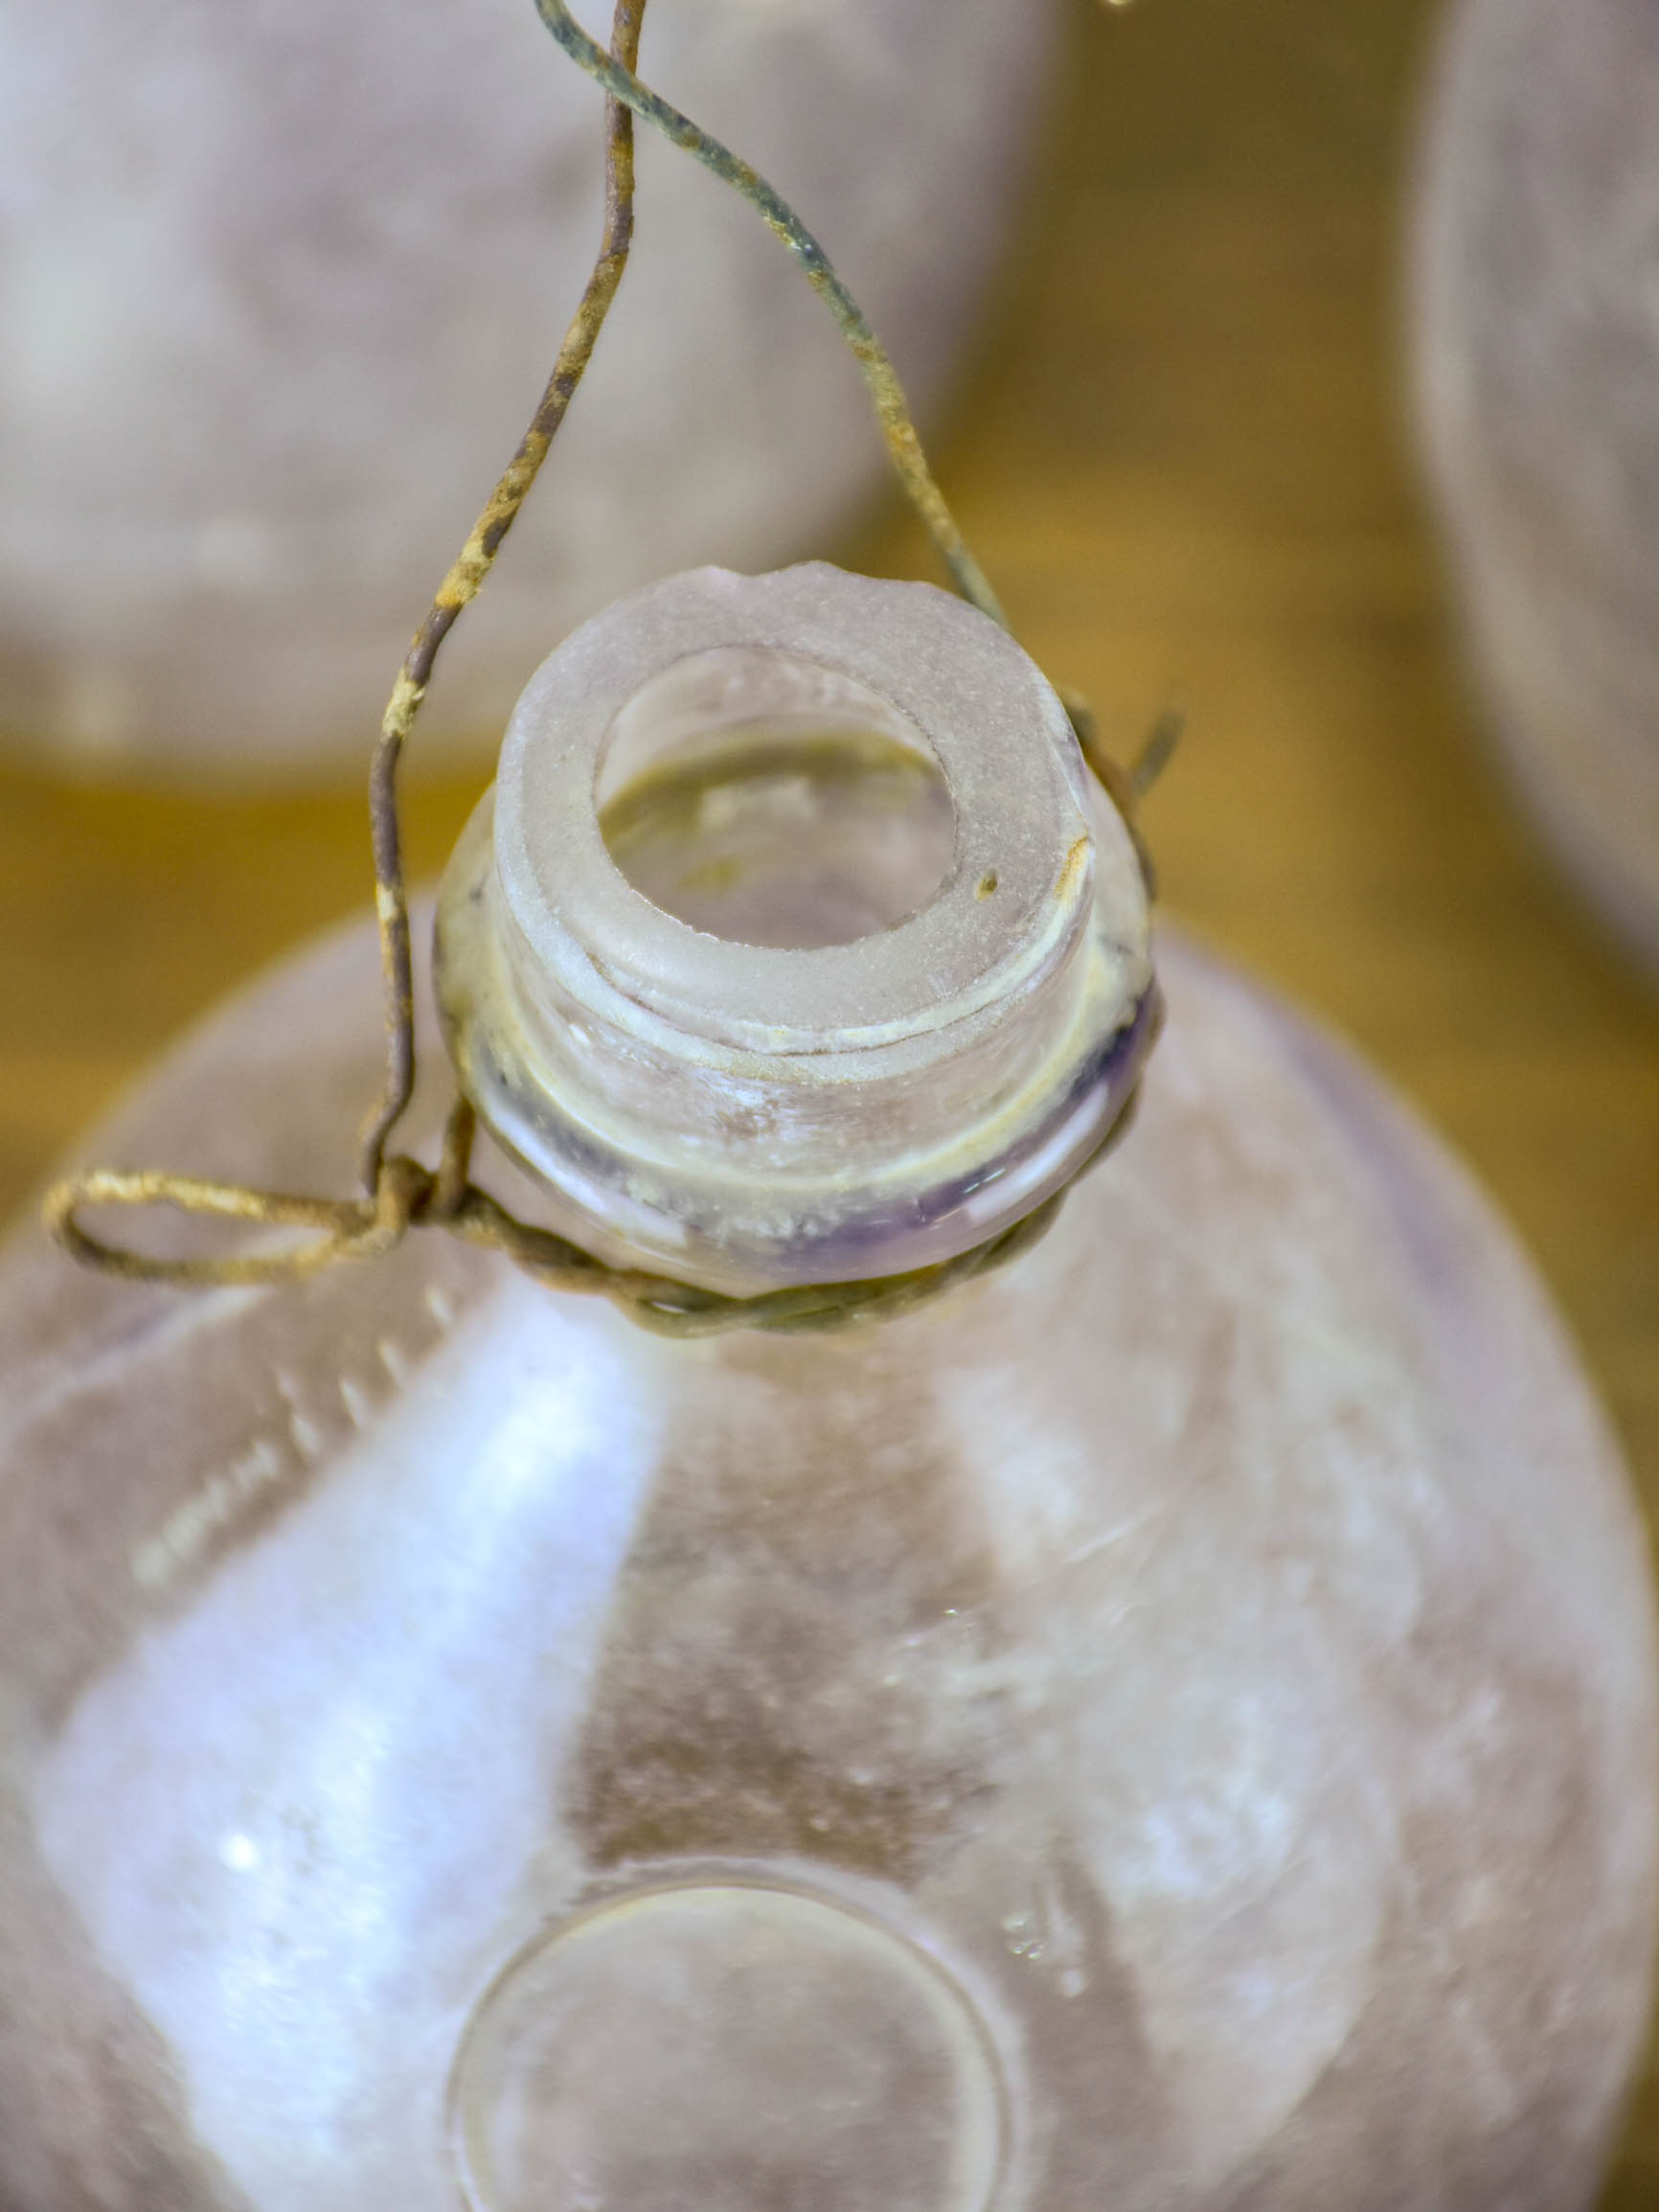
[595, 646, 957, 949]
[450, 1879, 1007, 2212]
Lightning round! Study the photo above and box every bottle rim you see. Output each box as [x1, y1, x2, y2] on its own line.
[435, 564, 1155, 1295]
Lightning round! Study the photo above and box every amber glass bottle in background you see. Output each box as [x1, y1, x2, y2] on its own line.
[0, 568, 1652, 2210]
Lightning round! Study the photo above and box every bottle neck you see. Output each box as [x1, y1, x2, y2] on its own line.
[435, 564, 1156, 1298]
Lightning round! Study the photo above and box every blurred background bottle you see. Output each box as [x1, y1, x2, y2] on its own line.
[0, 0, 1057, 778]
[1413, 0, 1659, 975]
[0, 567, 1651, 2209]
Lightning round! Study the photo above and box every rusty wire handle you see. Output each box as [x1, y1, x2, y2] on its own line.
[43, 1166, 420, 1288]
[531, 0, 1007, 633]
[44, 0, 647, 1292]
[358, 0, 647, 1194]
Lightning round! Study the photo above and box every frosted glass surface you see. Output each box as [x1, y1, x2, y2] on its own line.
[1415, 0, 1659, 969]
[0, 912, 1651, 2208]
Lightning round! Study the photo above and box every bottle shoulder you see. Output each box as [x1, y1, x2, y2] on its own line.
[3, 910, 1653, 2211]
[0, 904, 1641, 1635]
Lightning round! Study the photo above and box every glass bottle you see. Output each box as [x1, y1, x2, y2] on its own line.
[0, 566, 1652, 2211]
[1413, 0, 1659, 972]
[0, 0, 1057, 776]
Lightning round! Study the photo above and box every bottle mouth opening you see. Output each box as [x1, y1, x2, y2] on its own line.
[595, 647, 957, 950]
[435, 564, 1156, 1295]
[483, 567, 1099, 1056]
